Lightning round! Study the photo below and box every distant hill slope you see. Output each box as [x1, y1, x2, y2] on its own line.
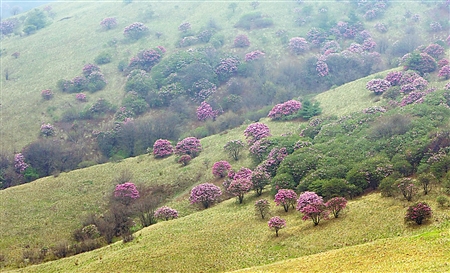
[0, 0, 445, 152]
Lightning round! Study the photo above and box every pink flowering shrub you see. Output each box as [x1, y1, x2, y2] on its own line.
[362, 106, 386, 114]
[245, 50, 265, 62]
[268, 100, 302, 120]
[399, 71, 420, 85]
[82, 64, 100, 77]
[153, 139, 174, 158]
[325, 197, 347, 218]
[288, 37, 309, 54]
[76, 93, 87, 102]
[366, 79, 391, 95]
[228, 167, 253, 180]
[405, 202, 432, 225]
[123, 22, 149, 40]
[128, 48, 164, 72]
[384, 71, 403, 86]
[400, 91, 425, 106]
[196, 101, 217, 121]
[215, 57, 240, 82]
[189, 183, 222, 208]
[154, 206, 178, 221]
[114, 182, 140, 205]
[347, 43, 363, 54]
[41, 89, 53, 100]
[244, 122, 271, 145]
[224, 140, 245, 161]
[212, 161, 232, 178]
[362, 38, 377, 51]
[178, 155, 192, 166]
[300, 201, 329, 226]
[175, 137, 202, 158]
[14, 153, 28, 173]
[274, 189, 298, 212]
[255, 199, 271, 219]
[268, 216, 286, 237]
[296, 191, 323, 211]
[438, 65, 450, 80]
[234, 34, 250, 48]
[423, 44, 444, 59]
[316, 60, 329, 77]
[249, 139, 273, 163]
[40, 123, 55, 137]
[438, 59, 449, 68]
[227, 177, 253, 203]
[100, 17, 117, 30]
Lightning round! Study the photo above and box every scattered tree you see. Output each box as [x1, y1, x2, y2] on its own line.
[114, 182, 140, 206]
[397, 178, 417, 201]
[227, 177, 252, 203]
[153, 139, 174, 158]
[224, 140, 245, 161]
[154, 206, 178, 221]
[244, 122, 271, 145]
[405, 202, 432, 225]
[175, 137, 202, 158]
[255, 199, 270, 219]
[251, 170, 270, 196]
[100, 17, 117, 30]
[123, 22, 149, 40]
[234, 34, 250, 48]
[189, 183, 222, 209]
[300, 201, 328, 226]
[212, 161, 232, 178]
[325, 197, 347, 218]
[178, 155, 192, 166]
[274, 189, 298, 212]
[268, 216, 286, 237]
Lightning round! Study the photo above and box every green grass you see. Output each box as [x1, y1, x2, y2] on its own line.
[2, 0, 450, 271]
[0, 117, 298, 268]
[232, 228, 450, 273]
[4, 192, 449, 272]
[0, 0, 443, 152]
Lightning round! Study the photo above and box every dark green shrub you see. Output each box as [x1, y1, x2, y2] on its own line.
[95, 52, 112, 65]
[24, 9, 48, 30]
[370, 114, 411, 139]
[271, 173, 296, 192]
[379, 176, 397, 197]
[125, 70, 155, 96]
[391, 154, 414, 176]
[23, 25, 37, 35]
[122, 92, 149, 115]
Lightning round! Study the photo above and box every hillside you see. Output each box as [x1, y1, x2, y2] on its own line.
[4, 193, 450, 273]
[1, 0, 450, 272]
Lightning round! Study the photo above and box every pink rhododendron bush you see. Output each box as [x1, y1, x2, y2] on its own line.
[268, 100, 302, 120]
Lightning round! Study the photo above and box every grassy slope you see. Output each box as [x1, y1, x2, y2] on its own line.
[0, 117, 297, 266]
[233, 228, 450, 273]
[0, 0, 433, 152]
[6, 193, 450, 273]
[0, 0, 300, 151]
[1, 74, 449, 271]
